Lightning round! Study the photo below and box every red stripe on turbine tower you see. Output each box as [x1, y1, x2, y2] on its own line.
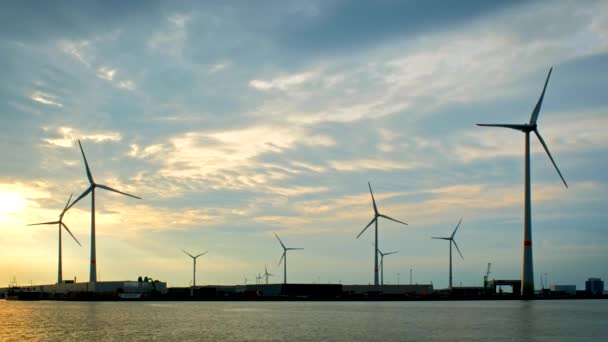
[524, 241, 532, 247]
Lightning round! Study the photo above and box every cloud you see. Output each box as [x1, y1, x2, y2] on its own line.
[96, 66, 116, 81]
[148, 13, 190, 57]
[117, 80, 136, 91]
[58, 39, 93, 67]
[249, 1, 608, 129]
[328, 159, 423, 172]
[130, 125, 335, 189]
[30, 91, 63, 107]
[43, 127, 122, 148]
[250, 69, 320, 91]
[209, 62, 229, 73]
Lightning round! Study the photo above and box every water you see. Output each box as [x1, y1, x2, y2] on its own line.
[1, 300, 606, 341]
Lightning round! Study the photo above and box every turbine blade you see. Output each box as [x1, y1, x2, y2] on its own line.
[379, 214, 408, 226]
[287, 248, 304, 250]
[96, 184, 141, 199]
[476, 124, 529, 131]
[27, 221, 60, 226]
[451, 218, 463, 239]
[62, 194, 73, 214]
[530, 67, 553, 125]
[61, 222, 81, 246]
[356, 217, 376, 239]
[453, 240, 464, 260]
[278, 252, 285, 266]
[182, 250, 195, 259]
[384, 251, 398, 256]
[78, 140, 94, 184]
[368, 181, 378, 214]
[66, 186, 93, 211]
[274, 233, 286, 249]
[431, 237, 451, 240]
[195, 251, 208, 258]
[534, 130, 568, 188]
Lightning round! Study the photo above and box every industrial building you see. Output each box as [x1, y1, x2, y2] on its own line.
[585, 278, 604, 296]
[0, 280, 167, 300]
[550, 285, 577, 296]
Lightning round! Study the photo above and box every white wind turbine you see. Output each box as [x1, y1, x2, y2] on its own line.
[477, 67, 567, 297]
[28, 194, 81, 284]
[431, 218, 464, 290]
[377, 247, 398, 286]
[263, 265, 274, 285]
[357, 182, 407, 286]
[275, 233, 303, 284]
[183, 250, 207, 296]
[67, 140, 141, 283]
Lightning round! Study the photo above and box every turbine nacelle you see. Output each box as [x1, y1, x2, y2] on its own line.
[356, 182, 407, 239]
[476, 67, 567, 189]
[28, 194, 81, 246]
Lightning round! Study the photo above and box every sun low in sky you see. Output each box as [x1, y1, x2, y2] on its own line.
[1, 0, 607, 289]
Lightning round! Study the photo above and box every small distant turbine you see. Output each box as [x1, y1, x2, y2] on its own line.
[432, 218, 464, 290]
[373, 243, 398, 286]
[477, 67, 567, 297]
[263, 265, 274, 285]
[183, 250, 207, 296]
[378, 248, 397, 286]
[28, 194, 81, 284]
[275, 233, 303, 284]
[67, 140, 141, 283]
[357, 182, 407, 286]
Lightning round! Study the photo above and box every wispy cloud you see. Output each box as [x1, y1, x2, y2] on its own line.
[43, 127, 122, 148]
[148, 13, 190, 57]
[328, 159, 423, 172]
[30, 91, 63, 107]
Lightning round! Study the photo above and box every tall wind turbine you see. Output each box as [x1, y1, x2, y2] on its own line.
[431, 218, 464, 290]
[263, 265, 274, 285]
[356, 182, 407, 286]
[28, 194, 81, 284]
[67, 140, 141, 283]
[183, 250, 207, 296]
[377, 247, 398, 286]
[477, 67, 567, 297]
[275, 233, 303, 284]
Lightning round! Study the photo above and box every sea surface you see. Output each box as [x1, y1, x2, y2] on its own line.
[1, 300, 607, 341]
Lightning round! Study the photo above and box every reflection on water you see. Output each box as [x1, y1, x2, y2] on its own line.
[1, 300, 606, 341]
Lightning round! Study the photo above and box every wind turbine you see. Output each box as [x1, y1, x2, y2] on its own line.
[477, 67, 567, 297]
[183, 250, 207, 296]
[275, 233, 303, 284]
[431, 218, 464, 290]
[376, 246, 398, 286]
[263, 265, 274, 285]
[27, 194, 81, 284]
[356, 182, 407, 286]
[67, 140, 141, 283]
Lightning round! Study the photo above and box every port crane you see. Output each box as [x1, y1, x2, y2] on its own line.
[483, 263, 492, 288]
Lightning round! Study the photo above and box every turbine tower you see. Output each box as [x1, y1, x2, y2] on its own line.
[28, 194, 81, 284]
[431, 218, 464, 290]
[356, 182, 407, 286]
[183, 250, 207, 296]
[263, 265, 274, 285]
[275, 233, 303, 284]
[67, 140, 141, 283]
[477, 67, 567, 297]
[377, 247, 397, 286]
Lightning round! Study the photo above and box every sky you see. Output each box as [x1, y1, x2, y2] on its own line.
[1, 0, 607, 290]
